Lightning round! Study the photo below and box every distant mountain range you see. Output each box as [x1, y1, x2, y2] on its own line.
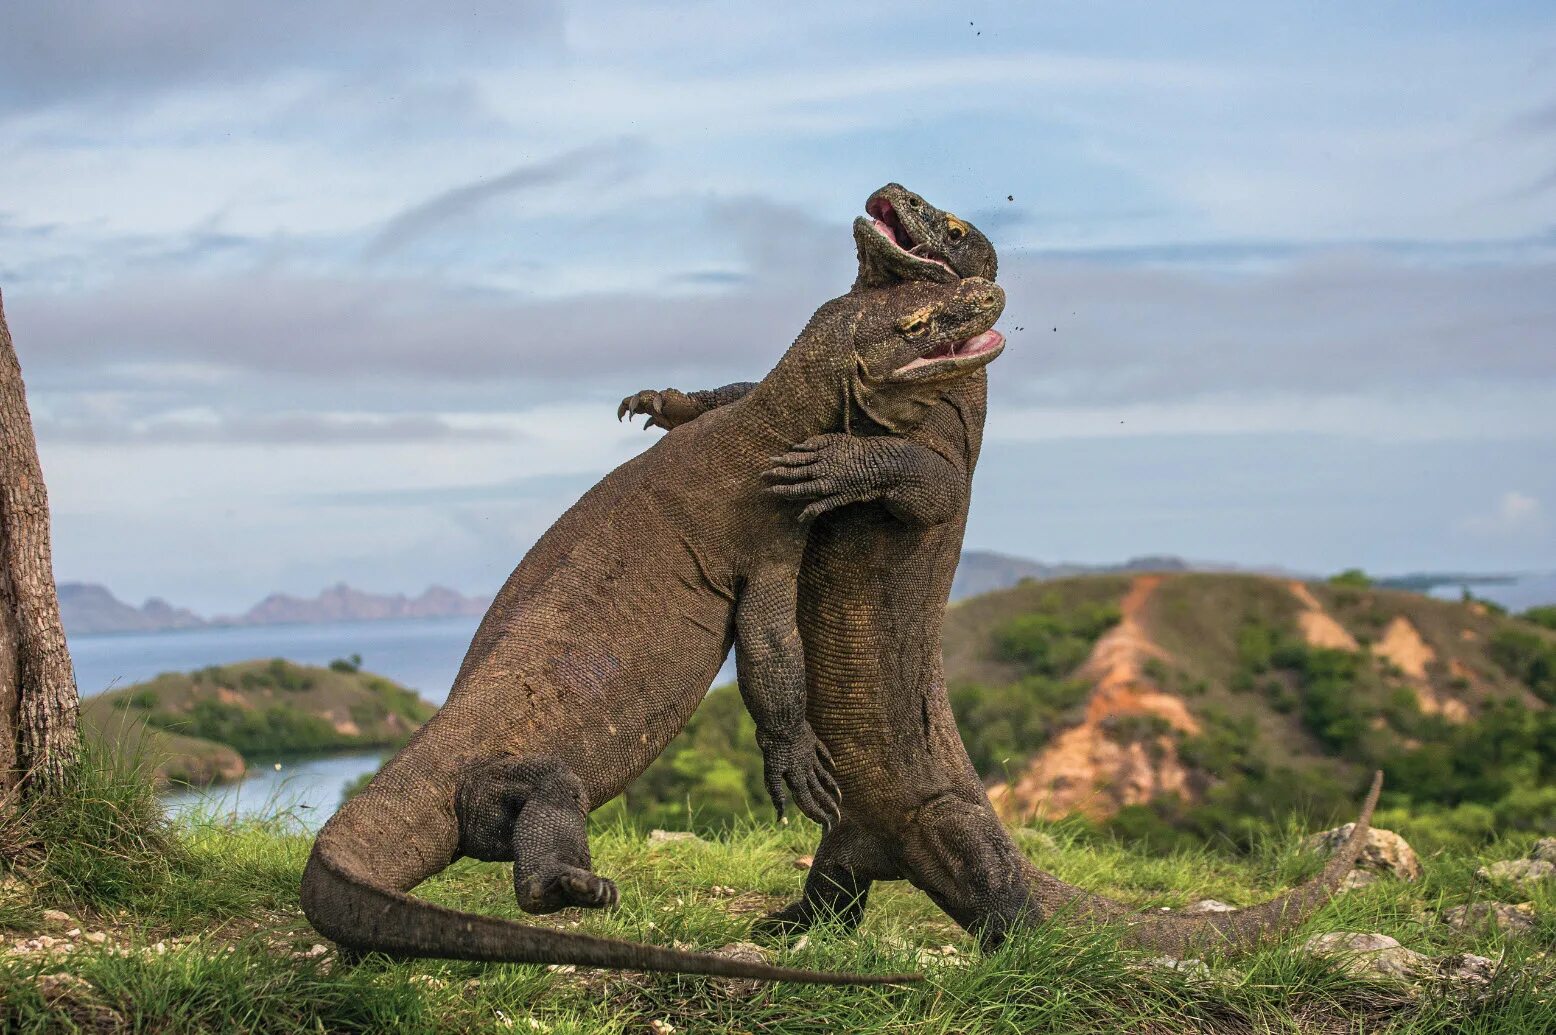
[947, 551, 1286, 601]
[57, 581, 493, 636]
[58, 553, 1552, 637]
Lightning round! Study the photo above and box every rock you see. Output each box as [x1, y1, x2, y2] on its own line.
[1531, 838, 1556, 864]
[1340, 869, 1379, 891]
[792, 855, 814, 870]
[708, 941, 772, 997]
[649, 1021, 676, 1035]
[33, 972, 125, 1032]
[1303, 932, 1428, 982]
[647, 830, 702, 844]
[40, 908, 73, 927]
[1436, 953, 1497, 986]
[1302, 825, 1422, 881]
[1303, 932, 1501, 988]
[1180, 899, 1236, 914]
[1442, 901, 1537, 936]
[1131, 956, 1213, 981]
[83, 931, 110, 946]
[1477, 858, 1556, 891]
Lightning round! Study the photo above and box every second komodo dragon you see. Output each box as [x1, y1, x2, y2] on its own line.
[301, 273, 1007, 983]
[626, 183, 1385, 958]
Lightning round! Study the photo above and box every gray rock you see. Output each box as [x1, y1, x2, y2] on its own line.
[1303, 932, 1428, 982]
[1303, 825, 1422, 881]
[1436, 953, 1497, 986]
[1477, 858, 1556, 891]
[1340, 869, 1379, 891]
[1180, 899, 1237, 914]
[1442, 901, 1537, 936]
[1529, 838, 1556, 865]
[647, 830, 703, 844]
[709, 941, 772, 997]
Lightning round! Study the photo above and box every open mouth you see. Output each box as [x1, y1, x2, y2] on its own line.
[866, 198, 952, 271]
[894, 329, 1005, 374]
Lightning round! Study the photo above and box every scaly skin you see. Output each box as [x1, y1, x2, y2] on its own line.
[626, 184, 1385, 956]
[300, 273, 1006, 985]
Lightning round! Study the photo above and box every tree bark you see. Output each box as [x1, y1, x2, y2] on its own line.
[0, 287, 79, 795]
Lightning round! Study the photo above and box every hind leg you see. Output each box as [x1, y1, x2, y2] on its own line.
[900, 794, 1037, 949]
[455, 755, 619, 915]
[753, 821, 897, 938]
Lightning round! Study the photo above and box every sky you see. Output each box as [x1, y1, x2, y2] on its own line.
[3, 1, 1554, 613]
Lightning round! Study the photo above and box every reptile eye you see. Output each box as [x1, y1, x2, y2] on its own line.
[945, 215, 968, 242]
[898, 315, 931, 335]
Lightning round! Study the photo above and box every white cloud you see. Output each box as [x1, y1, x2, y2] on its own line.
[1460, 490, 1545, 536]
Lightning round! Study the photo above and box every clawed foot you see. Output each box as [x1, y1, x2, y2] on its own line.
[751, 901, 812, 941]
[518, 867, 621, 914]
[617, 388, 700, 431]
[757, 724, 842, 829]
[559, 869, 620, 909]
[763, 434, 877, 522]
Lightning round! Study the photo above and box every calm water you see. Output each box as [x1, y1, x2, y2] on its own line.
[73, 615, 735, 828]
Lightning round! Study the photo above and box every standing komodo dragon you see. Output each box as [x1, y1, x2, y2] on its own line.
[301, 273, 1007, 983]
[624, 183, 1383, 957]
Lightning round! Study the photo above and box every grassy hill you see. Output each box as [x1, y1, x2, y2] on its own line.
[941, 571, 1556, 850]
[81, 658, 436, 790]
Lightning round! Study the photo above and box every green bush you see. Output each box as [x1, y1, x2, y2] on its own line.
[993, 596, 1119, 676]
[1487, 627, 1556, 704]
[1521, 605, 1556, 630]
[950, 675, 1089, 775]
[1327, 568, 1373, 589]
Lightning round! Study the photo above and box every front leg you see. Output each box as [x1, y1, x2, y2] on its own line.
[764, 434, 965, 526]
[734, 570, 841, 829]
[617, 381, 759, 430]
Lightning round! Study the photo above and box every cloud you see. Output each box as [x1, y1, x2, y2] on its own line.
[39, 411, 509, 446]
[364, 140, 643, 259]
[1461, 490, 1545, 536]
[0, 1, 564, 114]
[17, 236, 1550, 410]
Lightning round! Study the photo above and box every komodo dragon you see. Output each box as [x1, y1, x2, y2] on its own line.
[300, 273, 1007, 984]
[624, 183, 1384, 957]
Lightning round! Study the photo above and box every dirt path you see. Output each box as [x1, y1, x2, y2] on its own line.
[989, 575, 1198, 822]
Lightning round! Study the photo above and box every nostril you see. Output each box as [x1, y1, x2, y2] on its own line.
[907, 196, 922, 209]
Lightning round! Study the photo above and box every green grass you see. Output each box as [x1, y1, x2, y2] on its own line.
[3, 755, 1554, 1032]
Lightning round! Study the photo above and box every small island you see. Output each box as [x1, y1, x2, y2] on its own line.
[80, 657, 437, 790]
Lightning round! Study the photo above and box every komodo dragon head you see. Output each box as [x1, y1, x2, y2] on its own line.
[854, 183, 998, 289]
[844, 276, 1005, 432]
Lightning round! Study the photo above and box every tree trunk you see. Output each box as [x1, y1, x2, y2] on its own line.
[0, 287, 79, 796]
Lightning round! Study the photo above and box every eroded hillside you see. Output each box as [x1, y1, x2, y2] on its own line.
[944, 571, 1556, 840]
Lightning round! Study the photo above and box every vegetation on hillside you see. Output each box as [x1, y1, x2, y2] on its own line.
[80, 659, 435, 789]
[3, 752, 1553, 1033]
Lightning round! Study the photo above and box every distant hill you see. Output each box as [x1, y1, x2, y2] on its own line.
[58, 581, 492, 636]
[80, 658, 437, 789]
[56, 582, 206, 635]
[939, 572, 1556, 846]
[948, 550, 1270, 601]
[226, 582, 491, 626]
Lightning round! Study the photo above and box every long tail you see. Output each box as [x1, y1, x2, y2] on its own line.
[1122, 770, 1384, 955]
[300, 836, 919, 985]
[1009, 771, 1383, 956]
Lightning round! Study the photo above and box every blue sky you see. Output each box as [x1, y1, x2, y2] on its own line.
[3, 1, 1554, 612]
